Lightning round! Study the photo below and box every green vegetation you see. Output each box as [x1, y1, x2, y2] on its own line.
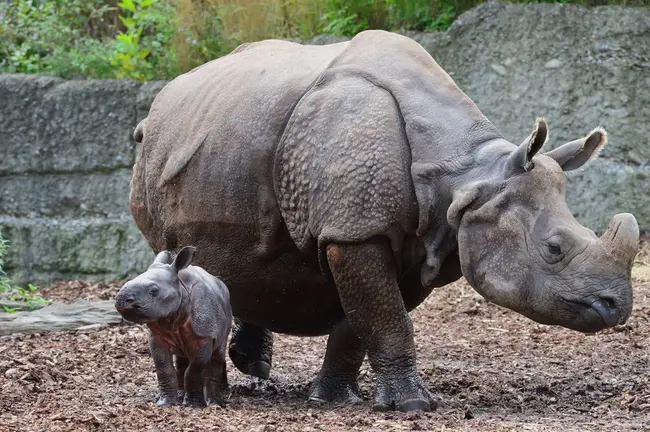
[0, 0, 648, 80]
[0, 230, 50, 313]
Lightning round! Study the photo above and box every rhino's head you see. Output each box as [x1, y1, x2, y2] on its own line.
[448, 119, 639, 333]
[114, 246, 196, 323]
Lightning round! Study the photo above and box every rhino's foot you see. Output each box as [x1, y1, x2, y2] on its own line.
[183, 395, 207, 408]
[229, 349, 271, 379]
[156, 396, 180, 407]
[206, 394, 226, 407]
[373, 373, 437, 412]
[308, 374, 363, 404]
[228, 319, 273, 380]
[309, 319, 366, 405]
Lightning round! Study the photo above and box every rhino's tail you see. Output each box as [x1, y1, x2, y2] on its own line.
[134, 117, 148, 143]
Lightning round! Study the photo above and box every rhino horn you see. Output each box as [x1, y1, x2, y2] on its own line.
[600, 213, 640, 268]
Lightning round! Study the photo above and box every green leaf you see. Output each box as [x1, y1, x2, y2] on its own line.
[140, 0, 155, 7]
[118, 16, 137, 29]
[2, 305, 16, 313]
[118, 0, 136, 12]
[139, 48, 151, 59]
[116, 33, 134, 44]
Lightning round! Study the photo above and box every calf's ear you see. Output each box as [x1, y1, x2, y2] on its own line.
[543, 127, 606, 171]
[153, 251, 172, 265]
[172, 246, 196, 273]
[506, 118, 548, 173]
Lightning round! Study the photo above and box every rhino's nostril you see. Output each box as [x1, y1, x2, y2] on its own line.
[590, 298, 618, 327]
[117, 294, 138, 308]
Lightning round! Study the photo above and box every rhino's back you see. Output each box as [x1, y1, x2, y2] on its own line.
[136, 39, 347, 243]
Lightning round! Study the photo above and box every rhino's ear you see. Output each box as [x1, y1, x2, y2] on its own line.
[153, 251, 172, 265]
[506, 118, 548, 174]
[543, 127, 607, 172]
[447, 183, 483, 230]
[172, 246, 196, 273]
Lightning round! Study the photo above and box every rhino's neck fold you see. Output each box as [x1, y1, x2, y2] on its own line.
[412, 137, 514, 287]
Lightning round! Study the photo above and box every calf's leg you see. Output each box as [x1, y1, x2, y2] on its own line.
[183, 343, 213, 408]
[175, 356, 188, 400]
[204, 343, 228, 407]
[325, 238, 435, 412]
[149, 335, 179, 406]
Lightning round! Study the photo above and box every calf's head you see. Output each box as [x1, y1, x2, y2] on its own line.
[114, 246, 196, 323]
[449, 119, 639, 333]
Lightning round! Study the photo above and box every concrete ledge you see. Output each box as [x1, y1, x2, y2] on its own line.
[0, 217, 153, 285]
[0, 170, 133, 218]
[0, 300, 123, 336]
[0, 75, 140, 175]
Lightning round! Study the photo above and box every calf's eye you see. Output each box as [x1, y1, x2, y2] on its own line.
[548, 243, 562, 255]
[150, 286, 160, 297]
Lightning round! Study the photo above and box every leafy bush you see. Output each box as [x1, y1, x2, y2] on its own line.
[1, 0, 648, 79]
[0, 0, 120, 78]
[0, 230, 49, 313]
[0, 0, 228, 80]
[320, 0, 456, 36]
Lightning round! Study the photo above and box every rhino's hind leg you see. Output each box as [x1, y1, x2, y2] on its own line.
[326, 238, 436, 412]
[205, 344, 228, 407]
[228, 318, 273, 379]
[309, 319, 365, 404]
[175, 356, 189, 400]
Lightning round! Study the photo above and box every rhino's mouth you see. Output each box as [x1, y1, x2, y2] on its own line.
[589, 299, 619, 327]
[115, 303, 153, 324]
[560, 297, 621, 333]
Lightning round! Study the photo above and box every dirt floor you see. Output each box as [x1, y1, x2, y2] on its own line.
[1, 242, 649, 431]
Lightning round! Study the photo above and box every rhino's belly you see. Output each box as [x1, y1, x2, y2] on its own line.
[165, 219, 345, 336]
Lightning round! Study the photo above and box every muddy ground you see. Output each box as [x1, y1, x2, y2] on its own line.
[1, 242, 649, 431]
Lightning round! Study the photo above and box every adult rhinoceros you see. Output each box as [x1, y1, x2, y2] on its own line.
[129, 30, 639, 412]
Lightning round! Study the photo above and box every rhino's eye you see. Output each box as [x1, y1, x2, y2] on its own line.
[548, 243, 562, 256]
[150, 286, 160, 297]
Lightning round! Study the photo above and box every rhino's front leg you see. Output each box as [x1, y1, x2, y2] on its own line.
[149, 335, 179, 406]
[183, 343, 212, 408]
[325, 238, 435, 412]
[309, 319, 365, 404]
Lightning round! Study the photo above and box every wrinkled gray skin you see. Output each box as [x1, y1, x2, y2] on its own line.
[115, 246, 232, 408]
[129, 30, 639, 412]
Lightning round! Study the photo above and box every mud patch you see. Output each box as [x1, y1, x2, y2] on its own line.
[0, 243, 648, 431]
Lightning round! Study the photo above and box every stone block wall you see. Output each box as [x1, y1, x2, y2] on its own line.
[0, 75, 167, 284]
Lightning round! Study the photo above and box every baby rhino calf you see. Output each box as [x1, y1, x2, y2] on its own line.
[115, 246, 232, 408]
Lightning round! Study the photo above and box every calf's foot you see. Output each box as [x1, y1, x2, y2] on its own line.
[228, 319, 273, 379]
[156, 396, 180, 407]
